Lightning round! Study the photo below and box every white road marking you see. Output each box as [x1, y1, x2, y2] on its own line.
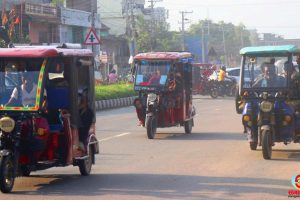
[99, 132, 132, 142]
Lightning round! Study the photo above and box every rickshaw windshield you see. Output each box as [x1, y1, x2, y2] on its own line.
[242, 55, 288, 90]
[135, 60, 171, 87]
[0, 58, 44, 109]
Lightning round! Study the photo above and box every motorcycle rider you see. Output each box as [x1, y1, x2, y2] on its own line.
[218, 65, 227, 96]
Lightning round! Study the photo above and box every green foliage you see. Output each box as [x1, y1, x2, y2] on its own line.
[136, 15, 181, 52]
[189, 20, 255, 64]
[95, 83, 137, 100]
[51, 0, 65, 6]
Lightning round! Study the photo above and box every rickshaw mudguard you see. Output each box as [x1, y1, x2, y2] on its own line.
[261, 125, 271, 131]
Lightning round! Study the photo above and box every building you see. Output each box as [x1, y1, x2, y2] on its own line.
[4, 0, 101, 51]
[258, 33, 300, 47]
[98, 0, 145, 74]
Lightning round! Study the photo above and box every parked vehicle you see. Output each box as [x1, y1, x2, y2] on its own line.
[192, 63, 219, 98]
[0, 44, 99, 193]
[132, 52, 196, 139]
[239, 45, 300, 159]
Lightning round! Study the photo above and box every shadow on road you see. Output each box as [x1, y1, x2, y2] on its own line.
[11, 174, 287, 199]
[155, 132, 245, 141]
[255, 148, 300, 162]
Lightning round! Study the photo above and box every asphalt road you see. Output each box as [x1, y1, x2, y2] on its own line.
[1, 95, 300, 200]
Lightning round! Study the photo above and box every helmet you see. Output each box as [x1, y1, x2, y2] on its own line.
[221, 65, 226, 71]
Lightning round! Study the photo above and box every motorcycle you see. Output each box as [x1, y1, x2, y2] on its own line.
[211, 76, 237, 98]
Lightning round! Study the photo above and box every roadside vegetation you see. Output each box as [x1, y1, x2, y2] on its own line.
[95, 83, 137, 100]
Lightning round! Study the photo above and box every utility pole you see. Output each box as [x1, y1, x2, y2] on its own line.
[125, 0, 137, 57]
[179, 11, 192, 51]
[240, 27, 244, 48]
[148, 0, 162, 51]
[91, 0, 97, 56]
[221, 24, 227, 65]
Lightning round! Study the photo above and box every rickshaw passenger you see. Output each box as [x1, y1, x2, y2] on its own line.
[78, 89, 94, 146]
[6, 72, 37, 106]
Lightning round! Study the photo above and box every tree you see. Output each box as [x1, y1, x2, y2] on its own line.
[136, 15, 181, 52]
[188, 20, 257, 66]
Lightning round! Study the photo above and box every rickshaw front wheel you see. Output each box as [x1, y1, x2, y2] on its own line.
[262, 130, 272, 160]
[79, 146, 93, 176]
[0, 155, 15, 193]
[146, 116, 157, 139]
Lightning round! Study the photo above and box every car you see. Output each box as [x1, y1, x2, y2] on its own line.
[227, 67, 261, 84]
[226, 67, 240, 82]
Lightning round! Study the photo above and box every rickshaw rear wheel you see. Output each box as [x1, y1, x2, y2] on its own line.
[146, 116, 157, 139]
[184, 119, 193, 134]
[0, 155, 15, 193]
[250, 142, 258, 150]
[79, 146, 93, 176]
[262, 130, 272, 160]
[21, 165, 31, 177]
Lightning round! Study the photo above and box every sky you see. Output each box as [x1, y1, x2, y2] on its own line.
[146, 0, 300, 39]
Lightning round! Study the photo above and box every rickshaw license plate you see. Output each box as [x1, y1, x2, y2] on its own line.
[260, 101, 273, 112]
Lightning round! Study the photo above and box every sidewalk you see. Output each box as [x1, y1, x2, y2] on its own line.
[95, 96, 136, 111]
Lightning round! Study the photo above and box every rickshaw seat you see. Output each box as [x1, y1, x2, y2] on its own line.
[46, 87, 70, 109]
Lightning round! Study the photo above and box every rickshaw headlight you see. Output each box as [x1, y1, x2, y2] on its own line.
[0, 117, 15, 133]
[147, 93, 157, 102]
[243, 115, 251, 122]
[260, 101, 273, 112]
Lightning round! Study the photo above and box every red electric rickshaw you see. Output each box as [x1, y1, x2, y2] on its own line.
[132, 52, 196, 139]
[0, 44, 99, 193]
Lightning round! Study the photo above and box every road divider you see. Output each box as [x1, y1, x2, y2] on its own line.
[95, 96, 136, 111]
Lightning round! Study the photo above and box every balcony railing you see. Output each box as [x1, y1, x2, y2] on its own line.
[25, 3, 57, 17]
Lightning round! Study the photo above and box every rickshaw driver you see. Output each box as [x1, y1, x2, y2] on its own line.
[6, 72, 37, 107]
[252, 62, 279, 87]
[78, 89, 94, 150]
[148, 69, 161, 85]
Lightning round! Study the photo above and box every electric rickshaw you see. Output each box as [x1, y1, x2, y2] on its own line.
[132, 52, 196, 139]
[238, 45, 300, 159]
[0, 44, 99, 193]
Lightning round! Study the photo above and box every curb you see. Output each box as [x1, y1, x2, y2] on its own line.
[95, 96, 137, 111]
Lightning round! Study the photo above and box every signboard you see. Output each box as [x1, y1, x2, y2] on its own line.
[84, 28, 101, 45]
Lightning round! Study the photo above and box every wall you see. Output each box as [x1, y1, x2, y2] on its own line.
[29, 23, 49, 43]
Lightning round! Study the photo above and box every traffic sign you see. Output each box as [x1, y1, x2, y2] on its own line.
[84, 28, 101, 45]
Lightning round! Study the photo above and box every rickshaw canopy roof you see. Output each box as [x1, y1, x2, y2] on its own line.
[240, 45, 300, 55]
[134, 52, 193, 62]
[0, 47, 93, 58]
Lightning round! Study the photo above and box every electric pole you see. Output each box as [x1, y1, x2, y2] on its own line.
[221, 24, 227, 65]
[179, 11, 192, 51]
[148, 0, 162, 51]
[91, 0, 97, 56]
